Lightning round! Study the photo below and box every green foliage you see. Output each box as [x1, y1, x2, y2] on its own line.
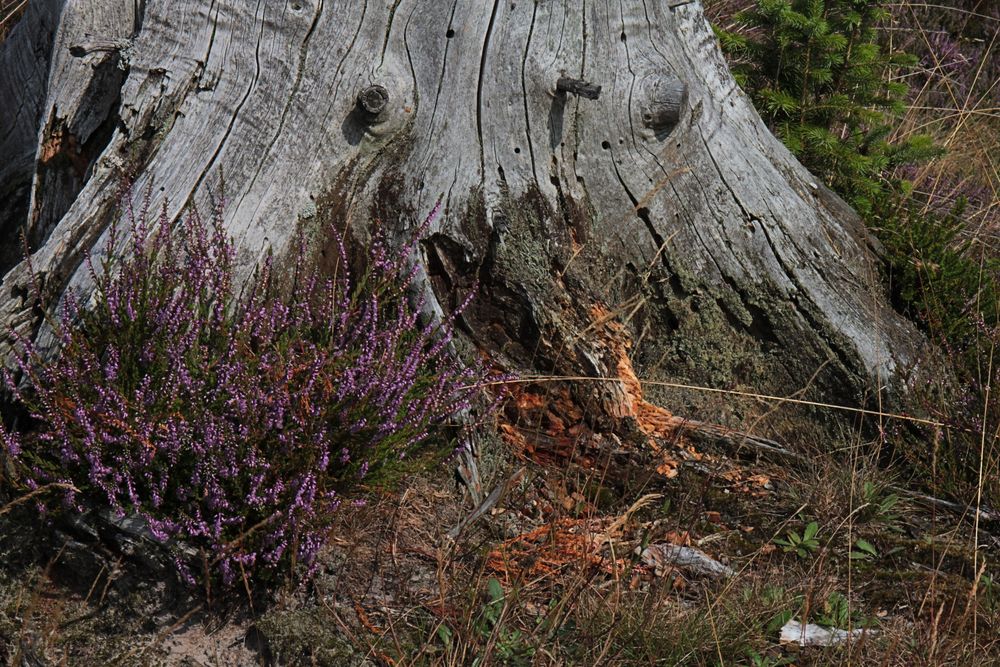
[981, 574, 999, 614]
[773, 521, 820, 558]
[717, 1, 999, 353]
[470, 578, 535, 667]
[848, 538, 878, 561]
[878, 197, 1000, 344]
[857, 480, 901, 528]
[745, 649, 794, 667]
[718, 0, 939, 216]
[816, 591, 852, 628]
[814, 591, 875, 629]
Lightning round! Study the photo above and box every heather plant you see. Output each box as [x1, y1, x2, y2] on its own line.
[0, 189, 499, 586]
[894, 0, 1000, 109]
[879, 195, 1000, 345]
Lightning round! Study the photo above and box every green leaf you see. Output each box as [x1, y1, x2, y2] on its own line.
[855, 538, 877, 556]
[803, 521, 819, 541]
[819, 592, 851, 628]
[880, 494, 900, 512]
[766, 609, 794, 634]
[488, 577, 504, 604]
[759, 88, 800, 115]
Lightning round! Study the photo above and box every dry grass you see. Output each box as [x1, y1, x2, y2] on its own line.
[890, 1, 1000, 240]
[242, 421, 1000, 666]
[2, 374, 999, 665]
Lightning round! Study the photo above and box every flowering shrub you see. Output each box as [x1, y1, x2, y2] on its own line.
[0, 190, 498, 585]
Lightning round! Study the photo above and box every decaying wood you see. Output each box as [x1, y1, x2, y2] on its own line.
[25, 0, 134, 252]
[898, 488, 1000, 524]
[636, 542, 734, 579]
[0, 1, 936, 494]
[779, 619, 878, 648]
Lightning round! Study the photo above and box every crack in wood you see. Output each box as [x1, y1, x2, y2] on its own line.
[475, 0, 503, 178]
[243, 0, 325, 196]
[520, 0, 540, 189]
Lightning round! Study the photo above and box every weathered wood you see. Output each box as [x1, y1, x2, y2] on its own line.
[639, 76, 688, 133]
[636, 543, 734, 579]
[0, 0, 65, 274]
[356, 84, 390, 117]
[556, 77, 602, 100]
[0, 1, 935, 485]
[25, 0, 135, 250]
[780, 619, 879, 647]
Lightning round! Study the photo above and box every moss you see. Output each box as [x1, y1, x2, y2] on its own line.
[360, 435, 455, 491]
[257, 605, 363, 666]
[489, 187, 571, 295]
[580, 481, 620, 512]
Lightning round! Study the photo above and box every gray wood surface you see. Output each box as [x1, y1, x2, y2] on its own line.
[0, 1, 932, 463]
[0, 0, 64, 274]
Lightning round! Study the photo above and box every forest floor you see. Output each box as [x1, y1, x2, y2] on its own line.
[2, 409, 998, 666]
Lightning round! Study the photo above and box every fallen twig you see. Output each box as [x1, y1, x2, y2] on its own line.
[895, 488, 1000, 523]
[0, 482, 78, 517]
[447, 467, 526, 540]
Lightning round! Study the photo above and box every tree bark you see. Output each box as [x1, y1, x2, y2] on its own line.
[0, 1, 932, 490]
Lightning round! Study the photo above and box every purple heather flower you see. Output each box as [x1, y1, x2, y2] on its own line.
[2, 189, 506, 587]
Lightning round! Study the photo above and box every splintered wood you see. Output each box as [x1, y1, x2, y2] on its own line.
[485, 518, 632, 583]
[499, 304, 704, 477]
[486, 516, 733, 589]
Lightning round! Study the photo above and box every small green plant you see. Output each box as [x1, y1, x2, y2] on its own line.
[472, 578, 535, 667]
[878, 196, 1000, 345]
[981, 574, 999, 613]
[859, 481, 899, 523]
[774, 521, 820, 558]
[436, 623, 453, 650]
[816, 591, 850, 628]
[765, 610, 793, 637]
[848, 538, 878, 561]
[814, 591, 874, 629]
[760, 585, 794, 634]
[475, 578, 507, 637]
[745, 649, 794, 667]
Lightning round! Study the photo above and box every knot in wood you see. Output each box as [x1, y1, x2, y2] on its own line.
[640, 77, 688, 131]
[357, 84, 389, 116]
[556, 77, 602, 100]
